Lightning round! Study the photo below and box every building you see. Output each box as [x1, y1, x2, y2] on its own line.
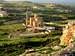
[0, 11, 8, 17]
[26, 14, 43, 28]
[0, 7, 8, 17]
[25, 14, 43, 32]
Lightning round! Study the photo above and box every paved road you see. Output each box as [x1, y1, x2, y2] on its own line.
[19, 32, 50, 37]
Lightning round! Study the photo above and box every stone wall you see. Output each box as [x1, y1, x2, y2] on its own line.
[60, 23, 75, 46]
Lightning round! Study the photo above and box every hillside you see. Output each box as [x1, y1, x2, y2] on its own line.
[0, 1, 74, 24]
[0, 1, 75, 56]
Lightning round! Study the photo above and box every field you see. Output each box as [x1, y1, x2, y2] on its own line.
[0, 1, 75, 56]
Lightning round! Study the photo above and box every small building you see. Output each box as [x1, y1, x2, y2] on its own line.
[0, 7, 8, 17]
[33, 6, 38, 9]
[0, 11, 8, 17]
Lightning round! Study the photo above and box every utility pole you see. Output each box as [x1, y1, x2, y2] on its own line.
[26, 8, 29, 20]
[25, 8, 29, 26]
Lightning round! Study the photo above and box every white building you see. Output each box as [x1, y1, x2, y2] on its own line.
[0, 11, 8, 17]
[0, 7, 8, 17]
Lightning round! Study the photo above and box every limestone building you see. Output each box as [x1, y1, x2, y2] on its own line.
[0, 7, 8, 17]
[25, 14, 43, 28]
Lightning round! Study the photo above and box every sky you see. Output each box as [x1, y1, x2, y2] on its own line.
[4, 0, 75, 4]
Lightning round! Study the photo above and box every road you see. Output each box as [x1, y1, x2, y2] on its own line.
[19, 32, 50, 37]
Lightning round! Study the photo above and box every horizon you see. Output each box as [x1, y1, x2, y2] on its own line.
[4, 0, 75, 3]
[0, 0, 75, 6]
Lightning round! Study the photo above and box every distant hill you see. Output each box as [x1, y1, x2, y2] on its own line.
[0, 1, 73, 8]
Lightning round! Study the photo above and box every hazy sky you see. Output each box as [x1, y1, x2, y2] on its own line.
[4, 0, 75, 4]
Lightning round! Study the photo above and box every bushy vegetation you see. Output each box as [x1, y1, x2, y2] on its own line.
[0, 35, 60, 56]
